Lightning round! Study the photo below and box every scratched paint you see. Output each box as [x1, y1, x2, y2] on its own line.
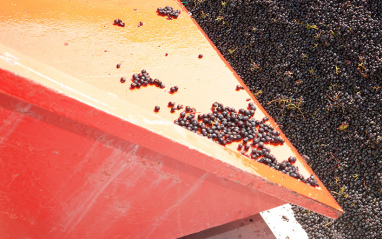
[0, 103, 31, 144]
[143, 172, 210, 238]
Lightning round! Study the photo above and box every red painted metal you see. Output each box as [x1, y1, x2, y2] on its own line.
[0, 0, 343, 238]
[0, 82, 286, 238]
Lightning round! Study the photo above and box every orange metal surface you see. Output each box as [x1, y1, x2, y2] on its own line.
[0, 0, 342, 237]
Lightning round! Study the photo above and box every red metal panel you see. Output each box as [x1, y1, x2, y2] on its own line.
[0, 85, 285, 238]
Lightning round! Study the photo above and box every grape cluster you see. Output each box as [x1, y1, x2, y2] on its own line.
[128, 69, 165, 89]
[185, 0, 382, 238]
[113, 19, 125, 27]
[169, 86, 179, 94]
[157, 6, 181, 19]
[174, 102, 318, 187]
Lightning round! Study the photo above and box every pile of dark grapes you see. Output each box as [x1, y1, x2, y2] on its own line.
[125, 68, 318, 186]
[185, 0, 382, 238]
[173, 102, 319, 187]
[157, 6, 181, 19]
[113, 19, 125, 27]
[128, 69, 165, 89]
[169, 86, 179, 94]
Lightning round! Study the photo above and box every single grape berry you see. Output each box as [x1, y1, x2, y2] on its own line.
[288, 156, 297, 164]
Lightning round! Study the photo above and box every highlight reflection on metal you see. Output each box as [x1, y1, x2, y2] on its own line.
[0, 0, 342, 238]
